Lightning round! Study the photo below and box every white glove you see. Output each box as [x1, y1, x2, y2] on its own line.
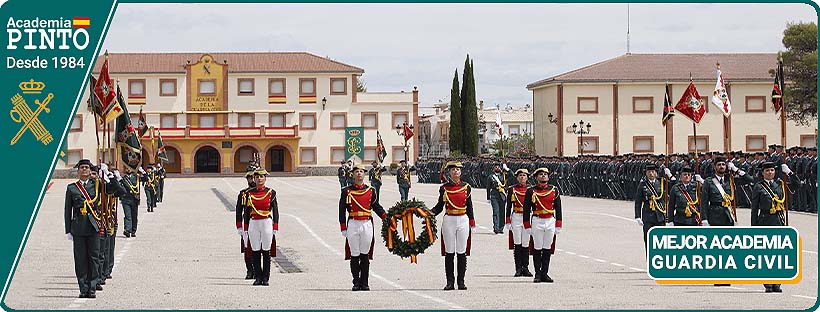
[524, 227, 532, 236]
[694, 174, 705, 184]
[100, 170, 111, 183]
[113, 170, 122, 181]
[470, 226, 476, 234]
[781, 164, 793, 175]
[341, 230, 347, 238]
[272, 230, 278, 236]
[555, 227, 562, 234]
[726, 162, 738, 172]
[503, 223, 511, 232]
[635, 218, 644, 226]
[664, 168, 673, 178]
[670, 176, 677, 181]
[66, 233, 73, 241]
[100, 163, 109, 172]
[665, 222, 674, 227]
[138, 167, 146, 174]
[236, 228, 243, 235]
[702, 220, 709, 226]
[502, 163, 510, 171]
[737, 169, 746, 176]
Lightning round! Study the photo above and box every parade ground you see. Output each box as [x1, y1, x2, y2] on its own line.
[6, 177, 818, 310]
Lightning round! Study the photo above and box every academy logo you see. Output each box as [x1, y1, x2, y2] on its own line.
[9, 79, 53, 146]
[6, 17, 91, 50]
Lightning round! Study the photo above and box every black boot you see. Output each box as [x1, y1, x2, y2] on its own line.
[532, 249, 542, 283]
[764, 284, 773, 293]
[443, 253, 455, 290]
[513, 245, 522, 277]
[252, 251, 263, 286]
[244, 254, 255, 280]
[541, 250, 553, 283]
[261, 251, 271, 286]
[456, 253, 467, 290]
[521, 246, 533, 277]
[360, 255, 370, 291]
[772, 284, 782, 293]
[350, 255, 362, 291]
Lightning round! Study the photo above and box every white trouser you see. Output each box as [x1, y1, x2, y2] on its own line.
[248, 218, 273, 251]
[442, 214, 469, 254]
[511, 212, 530, 247]
[347, 219, 373, 257]
[531, 216, 555, 250]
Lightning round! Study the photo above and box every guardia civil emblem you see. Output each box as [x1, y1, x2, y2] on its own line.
[9, 79, 53, 146]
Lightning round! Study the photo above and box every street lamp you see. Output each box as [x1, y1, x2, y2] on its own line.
[571, 120, 592, 156]
[321, 97, 327, 110]
[395, 121, 414, 162]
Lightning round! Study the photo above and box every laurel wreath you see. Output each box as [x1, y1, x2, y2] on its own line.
[380, 199, 437, 260]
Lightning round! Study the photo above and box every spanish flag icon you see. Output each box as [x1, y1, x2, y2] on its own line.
[73, 17, 90, 28]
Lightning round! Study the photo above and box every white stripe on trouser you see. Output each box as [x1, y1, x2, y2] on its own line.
[442, 214, 469, 254]
[248, 218, 273, 251]
[511, 212, 530, 247]
[531, 216, 555, 250]
[347, 219, 373, 257]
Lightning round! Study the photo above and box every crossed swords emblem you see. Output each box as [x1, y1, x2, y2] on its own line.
[10, 84, 53, 146]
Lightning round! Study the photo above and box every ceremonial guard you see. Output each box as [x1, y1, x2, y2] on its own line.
[156, 163, 166, 203]
[143, 164, 158, 212]
[64, 160, 123, 298]
[339, 164, 387, 291]
[119, 167, 144, 238]
[244, 169, 279, 286]
[431, 161, 476, 291]
[667, 167, 703, 226]
[368, 161, 387, 200]
[338, 161, 349, 189]
[751, 162, 802, 293]
[486, 163, 508, 234]
[702, 157, 754, 227]
[504, 168, 533, 277]
[523, 167, 562, 283]
[634, 164, 668, 249]
[100, 165, 124, 285]
[397, 160, 415, 201]
[236, 168, 257, 280]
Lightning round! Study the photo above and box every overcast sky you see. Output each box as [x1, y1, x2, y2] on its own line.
[101, 3, 816, 110]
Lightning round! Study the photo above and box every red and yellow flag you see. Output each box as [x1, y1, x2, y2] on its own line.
[73, 17, 90, 28]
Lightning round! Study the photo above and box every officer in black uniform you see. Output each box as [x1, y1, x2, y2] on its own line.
[368, 161, 387, 200]
[156, 163, 166, 203]
[751, 161, 802, 293]
[64, 160, 124, 299]
[337, 161, 349, 189]
[119, 167, 144, 238]
[667, 167, 702, 226]
[397, 160, 415, 201]
[634, 164, 668, 250]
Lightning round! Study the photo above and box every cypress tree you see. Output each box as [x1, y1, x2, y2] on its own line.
[461, 55, 479, 156]
[448, 69, 462, 155]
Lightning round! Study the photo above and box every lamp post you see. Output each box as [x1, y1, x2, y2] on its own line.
[547, 112, 559, 124]
[395, 121, 414, 162]
[571, 120, 592, 156]
[321, 97, 327, 110]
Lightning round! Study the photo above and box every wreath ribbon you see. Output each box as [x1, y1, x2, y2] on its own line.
[387, 207, 435, 263]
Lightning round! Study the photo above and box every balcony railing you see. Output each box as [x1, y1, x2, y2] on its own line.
[142, 125, 298, 139]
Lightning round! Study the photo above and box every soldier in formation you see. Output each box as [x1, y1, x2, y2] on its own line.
[396, 160, 415, 201]
[431, 161, 476, 291]
[243, 169, 279, 286]
[523, 167, 562, 283]
[368, 161, 387, 200]
[236, 167, 258, 280]
[504, 168, 533, 277]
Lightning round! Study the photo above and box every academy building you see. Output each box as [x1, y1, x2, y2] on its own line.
[528, 53, 817, 157]
[60, 52, 418, 174]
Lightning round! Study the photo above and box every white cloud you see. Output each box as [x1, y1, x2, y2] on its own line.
[101, 3, 816, 107]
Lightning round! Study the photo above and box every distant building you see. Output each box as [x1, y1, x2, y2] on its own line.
[479, 103, 534, 154]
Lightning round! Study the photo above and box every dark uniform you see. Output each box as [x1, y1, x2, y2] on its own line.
[143, 166, 158, 212]
[750, 162, 802, 293]
[368, 163, 387, 201]
[397, 160, 415, 201]
[100, 169, 124, 285]
[701, 158, 754, 226]
[339, 164, 387, 291]
[667, 167, 702, 226]
[486, 165, 508, 234]
[432, 161, 475, 291]
[64, 160, 123, 298]
[156, 164, 166, 203]
[337, 163, 349, 189]
[634, 164, 668, 249]
[119, 169, 143, 237]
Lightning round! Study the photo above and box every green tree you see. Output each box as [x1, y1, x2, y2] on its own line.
[461, 55, 479, 156]
[448, 70, 462, 154]
[490, 132, 536, 157]
[778, 22, 818, 125]
[356, 77, 367, 92]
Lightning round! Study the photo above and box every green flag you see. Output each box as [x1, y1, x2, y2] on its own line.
[344, 127, 364, 162]
[156, 131, 168, 162]
[114, 83, 143, 172]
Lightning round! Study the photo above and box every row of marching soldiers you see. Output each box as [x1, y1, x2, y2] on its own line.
[634, 156, 802, 293]
[64, 159, 165, 299]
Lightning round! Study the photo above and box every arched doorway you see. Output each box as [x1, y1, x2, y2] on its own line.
[195, 146, 220, 173]
[266, 146, 292, 172]
[234, 146, 259, 173]
[162, 146, 182, 173]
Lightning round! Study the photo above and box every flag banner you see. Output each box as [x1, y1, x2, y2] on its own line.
[93, 56, 117, 123]
[138, 107, 149, 137]
[495, 109, 503, 136]
[772, 60, 784, 114]
[662, 83, 675, 126]
[88, 76, 103, 119]
[376, 130, 387, 163]
[156, 131, 168, 162]
[711, 68, 732, 116]
[345, 127, 364, 162]
[114, 84, 142, 172]
[674, 81, 706, 123]
[403, 123, 414, 141]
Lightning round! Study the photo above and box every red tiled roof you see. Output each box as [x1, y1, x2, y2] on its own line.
[527, 53, 778, 89]
[92, 52, 364, 74]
